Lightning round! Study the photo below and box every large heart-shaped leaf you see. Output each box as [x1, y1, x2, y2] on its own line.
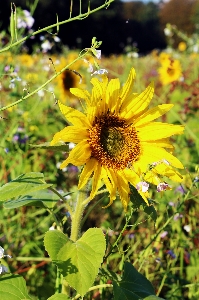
[0, 274, 32, 300]
[113, 262, 155, 300]
[47, 294, 70, 300]
[45, 228, 106, 297]
[44, 230, 68, 260]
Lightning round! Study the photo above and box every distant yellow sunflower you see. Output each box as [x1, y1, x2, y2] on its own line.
[55, 57, 84, 104]
[178, 42, 187, 52]
[51, 68, 184, 209]
[158, 56, 182, 85]
[17, 54, 34, 67]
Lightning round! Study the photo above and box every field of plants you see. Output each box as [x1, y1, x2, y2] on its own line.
[0, 1, 199, 300]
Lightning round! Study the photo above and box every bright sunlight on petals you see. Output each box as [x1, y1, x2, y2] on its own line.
[51, 67, 184, 210]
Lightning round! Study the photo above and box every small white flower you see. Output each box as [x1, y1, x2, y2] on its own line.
[69, 142, 75, 150]
[136, 181, 149, 193]
[43, 65, 50, 72]
[157, 182, 171, 192]
[65, 194, 71, 200]
[9, 82, 15, 89]
[54, 36, 61, 42]
[192, 44, 199, 53]
[83, 59, 94, 73]
[56, 162, 67, 172]
[95, 50, 101, 59]
[49, 226, 55, 231]
[164, 28, 172, 37]
[127, 52, 139, 58]
[37, 89, 45, 97]
[0, 246, 12, 259]
[91, 69, 108, 76]
[184, 225, 191, 233]
[17, 10, 34, 29]
[0, 264, 8, 275]
[0, 246, 4, 259]
[23, 10, 35, 28]
[41, 40, 52, 53]
[160, 231, 168, 238]
[11, 76, 21, 83]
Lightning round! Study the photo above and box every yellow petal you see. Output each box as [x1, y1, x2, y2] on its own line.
[90, 163, 102, 199]
[138, 144, 184, 169]
[124, 168, 140, 185]
[91, 77, 106, 104]
[78, 157, 98, 190]
[58, 101, 90, 127]
[133, 104, 174, 126]
[120, 68, 136, 104]
[101, 167, 117, 205]
[117, 171, 131, 210]
[60, 140, 91, 168]
[138, 122, 184, 141]
[125, 83, 154, 119]
[70, 88, 91, 105]
[105, 78, 120, 113]
[86, 105, 98, 125]
[120, 83, 153, 119]
[51, 126, 89, 145]
[145, 138, 174, 149]
[155, 164, 183, 182]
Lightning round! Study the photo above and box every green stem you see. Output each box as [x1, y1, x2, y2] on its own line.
[81, 195, 106, 228]
[0, 51, 88, 112]
[70, 189, 87, 242]
[103, 213, 132, 262]
[55, 267, 62, 293]
[61, 279, 70, 295]
[0, 0, 114, 54]
[49, 186, 73, 216]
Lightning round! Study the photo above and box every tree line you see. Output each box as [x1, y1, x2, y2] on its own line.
[1, 0, 199, 54]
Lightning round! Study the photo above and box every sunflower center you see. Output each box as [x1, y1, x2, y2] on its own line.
[101, 127, 125, 158]
[88, 112, 141, 170]
[167, 67, 175, 76]
[62, 70, 75, 90]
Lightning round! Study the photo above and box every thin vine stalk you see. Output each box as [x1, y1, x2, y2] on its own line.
[0, 0, 115, 54]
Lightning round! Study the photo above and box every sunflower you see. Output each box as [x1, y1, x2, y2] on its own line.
[55, 56, 84, 105]
[51, 68, 184, 210]
[158, 57, 182, 85]
[178, 42, 187, 52]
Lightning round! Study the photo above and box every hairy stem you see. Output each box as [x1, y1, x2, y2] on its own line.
[70, 189, 87, 242]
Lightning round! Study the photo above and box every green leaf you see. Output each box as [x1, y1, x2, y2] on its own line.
[144, 296, 165, 300]
[130, 185, 157, 223]
[30, 142, 69, 152]
[0, 274, 32, 300]
[44, 230, 68, 260]
[4, 190, 60, 209]
[46, 228, 106, 297]
[47, 294, 70, 300]
[143, 205, 157, 223]
[113, 262, 155, 300]
[0, 172, 52, 202]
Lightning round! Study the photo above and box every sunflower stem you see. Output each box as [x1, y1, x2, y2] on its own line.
[70, 189, 87, 242]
